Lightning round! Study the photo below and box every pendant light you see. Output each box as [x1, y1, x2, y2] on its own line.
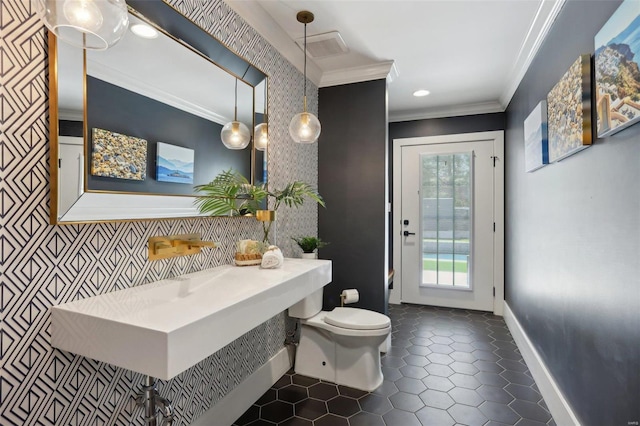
[289, 11, 321, 144]
[221, 78, 251, 150]
[33, 0, 129, 50]
[254, 82, 268, 152]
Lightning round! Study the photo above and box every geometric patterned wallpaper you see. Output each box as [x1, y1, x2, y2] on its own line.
[0, 0, 319, 424]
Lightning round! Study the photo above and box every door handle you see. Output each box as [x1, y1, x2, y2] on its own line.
[403, 231, 416, 236]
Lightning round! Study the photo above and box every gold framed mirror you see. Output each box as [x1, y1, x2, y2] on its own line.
[49, 0, 268, 224]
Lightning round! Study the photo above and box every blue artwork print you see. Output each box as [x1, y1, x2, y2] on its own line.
[156, 142, 194, 184]
[595, 0, 640, 137]
[524, 101, 549, 172]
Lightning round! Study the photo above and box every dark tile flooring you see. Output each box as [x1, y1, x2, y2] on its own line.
[233, 304, 555, 426]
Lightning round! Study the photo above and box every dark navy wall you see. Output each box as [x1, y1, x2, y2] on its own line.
[389, 113, 506, 140]
[319, 79, 388, 314]
[86, 76, 250, 195]
[505, 1, 639, 425]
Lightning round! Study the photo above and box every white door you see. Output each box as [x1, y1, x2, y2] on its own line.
[58, 136, 84, 216]
[393, 132, 504, 314]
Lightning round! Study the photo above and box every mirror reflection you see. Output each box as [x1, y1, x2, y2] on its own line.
[52, 2, 267, 224]
[254, 79, 268, 184]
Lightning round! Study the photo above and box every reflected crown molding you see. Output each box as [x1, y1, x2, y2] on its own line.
[89, 61, 231, 125]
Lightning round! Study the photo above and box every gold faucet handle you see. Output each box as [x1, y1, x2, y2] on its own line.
[154, 241, 175, 256]
[149, 234, 215, 260]
[186, 240, 216, 248]
[174, 239, 216, 249]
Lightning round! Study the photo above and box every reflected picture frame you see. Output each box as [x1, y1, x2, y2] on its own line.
[156, 142, 195, 185]
[91, 128, 147, 181]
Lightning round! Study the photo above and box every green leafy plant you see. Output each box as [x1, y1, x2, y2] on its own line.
[291, 236, 329, 253]
[194, 169, 325, 243]
[193, 169, 267, 216]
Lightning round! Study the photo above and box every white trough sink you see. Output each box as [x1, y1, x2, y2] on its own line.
[51, 259, 331, 380]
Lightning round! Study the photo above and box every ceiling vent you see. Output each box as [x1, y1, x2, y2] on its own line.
[296, 31, 349, 58]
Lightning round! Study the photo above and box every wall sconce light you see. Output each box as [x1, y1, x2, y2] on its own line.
[289, 11, 321, 144]
[254, 83, 268, 152]
[221, 78, 251, 150]
[33, 0, 129, 50]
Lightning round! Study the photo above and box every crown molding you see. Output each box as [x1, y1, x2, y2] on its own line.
[319, 61, 398, 87]
[89, 63, 230, 125]
[225, 0, 323, 86]
[389, 101, 504, 123]
[499, 0, 567, 108]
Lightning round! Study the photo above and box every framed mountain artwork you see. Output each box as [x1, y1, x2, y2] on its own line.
[595, 0, 640, 138]
[156, 142, 194, 184]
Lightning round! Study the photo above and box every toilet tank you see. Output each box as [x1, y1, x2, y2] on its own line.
[288, 288, 323, 319]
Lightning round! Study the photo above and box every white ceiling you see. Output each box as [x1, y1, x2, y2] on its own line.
[227, 0, 566, 122]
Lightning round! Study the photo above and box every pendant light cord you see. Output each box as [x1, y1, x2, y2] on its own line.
[234, 78, 238, 121]
[303, 21, 307, 112]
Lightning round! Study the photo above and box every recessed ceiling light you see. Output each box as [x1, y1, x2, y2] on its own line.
[413, 89, 430, 97]
[131, 23, 159, 39]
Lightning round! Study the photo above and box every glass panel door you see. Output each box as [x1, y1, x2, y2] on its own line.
[420, 152, 473, 289]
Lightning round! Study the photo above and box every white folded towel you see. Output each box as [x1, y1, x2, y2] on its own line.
[261, 245, 284, 269]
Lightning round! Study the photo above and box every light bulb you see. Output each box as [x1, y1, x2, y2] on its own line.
[33, 0, 129, 50]
[221, 121, 250, 150]
[254, 123, 268, 151]
[63, 0, 103, 32]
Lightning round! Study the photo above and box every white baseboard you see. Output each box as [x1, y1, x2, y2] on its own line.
[504, 302, 581, 426]
[190, 346, 294, 426]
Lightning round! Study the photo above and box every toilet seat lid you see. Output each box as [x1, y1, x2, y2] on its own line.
[324, 307, 391, 330]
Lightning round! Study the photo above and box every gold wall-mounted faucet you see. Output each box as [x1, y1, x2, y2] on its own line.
[148, 233, 217, 260]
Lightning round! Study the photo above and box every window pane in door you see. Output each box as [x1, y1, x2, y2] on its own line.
[420, 152, 472, 289]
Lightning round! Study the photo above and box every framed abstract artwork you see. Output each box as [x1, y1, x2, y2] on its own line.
[547, 54, 592, 163]
[91, 128, 147, 180]
[595, 0, 640, 138]
[156, 142, 194, 184]
[523, 100, 549, 172]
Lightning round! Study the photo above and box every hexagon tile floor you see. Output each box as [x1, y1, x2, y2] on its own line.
[233, 303, 555, 426]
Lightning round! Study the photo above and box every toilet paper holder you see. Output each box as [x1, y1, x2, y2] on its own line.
[340, 289, 359, 307]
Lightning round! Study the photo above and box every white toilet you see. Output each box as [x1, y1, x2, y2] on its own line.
[288, 288, 391, 391]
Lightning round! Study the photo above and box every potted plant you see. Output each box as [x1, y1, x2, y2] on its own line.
[194, 169, 324, 245]
[292, 236, 329, 259]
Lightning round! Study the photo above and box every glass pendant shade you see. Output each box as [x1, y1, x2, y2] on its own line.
[33, 0, 129, 50]
[254, 122, 269, 151]
[221, 121, 251, 150]
[289, 111, 321, 144]
[291, 11, 321, 144]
